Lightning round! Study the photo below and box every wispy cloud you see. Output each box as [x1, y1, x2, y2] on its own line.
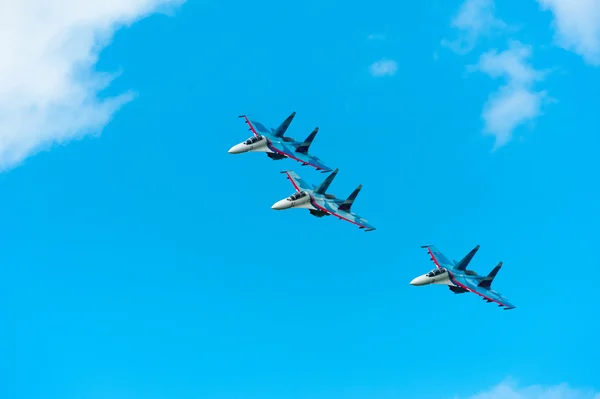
[460, 379, 600, 399]
[0, 0, 185, 171]
[442, 0, 508, 54]
[369, 59, 398, 77]
[474, 41, 549, 149]
[538, 0, 600, 65]
[443, 0, 550, 149]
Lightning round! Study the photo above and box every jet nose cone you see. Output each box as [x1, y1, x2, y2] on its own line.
[271, 199, 289, 210]
[410, 275, 428, 286]
[228, 143, 245, 154]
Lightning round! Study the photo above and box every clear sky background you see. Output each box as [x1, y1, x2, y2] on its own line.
[2, 1, 600, 398]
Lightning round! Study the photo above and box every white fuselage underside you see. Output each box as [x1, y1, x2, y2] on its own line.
[228, 138, 273, 154]
[410, 272, 458, 287]
[271, 194, 317, 211]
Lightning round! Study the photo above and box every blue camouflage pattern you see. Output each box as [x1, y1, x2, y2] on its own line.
[238, 113, 332, 172]
[281, 169, 376, 231]
[422, 244, 516, 310]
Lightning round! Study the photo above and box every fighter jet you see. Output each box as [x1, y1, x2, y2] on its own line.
[410, 244, 516, 310]
[228, 112, 333, 172]
[272, 169, 376, 231]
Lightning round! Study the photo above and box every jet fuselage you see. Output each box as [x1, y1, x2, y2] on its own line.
[410, 267, 456, 287]
[271, 191, 316, 211]
[228, 135, 273, 154]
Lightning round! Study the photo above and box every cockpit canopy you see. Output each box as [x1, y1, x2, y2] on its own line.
[426, 267, 447, 278]
[288, 191, 307, 201]
[244, 135, 264, 145]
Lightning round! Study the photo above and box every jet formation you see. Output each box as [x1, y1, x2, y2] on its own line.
[228, 111, 515, 309]
[229, 111, 375, 231]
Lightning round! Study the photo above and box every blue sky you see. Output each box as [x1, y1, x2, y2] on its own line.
[2, 0, 600, 398]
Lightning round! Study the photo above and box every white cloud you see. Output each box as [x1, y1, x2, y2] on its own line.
[443, 0, 552, 149]
[442, 0, 508, 54]
[0, 0, 185, 171]
[538, 0, 600, 65]
[474, 41, 549, 149]
[369, 59, 398, 77]
[461, 380, 600, 399]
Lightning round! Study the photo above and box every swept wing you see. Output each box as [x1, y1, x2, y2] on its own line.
[281, 170, 313, 192]
[311, 196, 376, 231]
[448, 275, 516, 310]
[273, 144, 332, 172]
[421, 245, 456, 270]
[238, 115, 266, 137]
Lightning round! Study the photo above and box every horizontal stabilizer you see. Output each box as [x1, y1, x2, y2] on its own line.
[478, 262, 502, 289]
[455, 244, 480, 271]
[338, 184, 362, 212]
[295, 127, 318, 154]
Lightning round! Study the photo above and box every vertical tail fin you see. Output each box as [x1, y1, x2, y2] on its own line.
[295, 127, 318, 154]
[273, 111, 296, 137]
[477, 262, 502, 288]
[314, 168, 339, 194]
[338, 185, 362, 211]
[455, 244, 480, 271]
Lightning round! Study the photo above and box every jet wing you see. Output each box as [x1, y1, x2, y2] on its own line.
[267, 141, 333, 172]
[311, 196, 376, 231]
[283, 150, 333, 172]
[449, 275, 516, 310]
[421, 245, 456, 270]
[281, 171, 313, 192]
[238, 115, 266, 137]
